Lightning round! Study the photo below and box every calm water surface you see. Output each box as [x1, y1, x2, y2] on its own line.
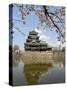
[13, 60, 65, 86]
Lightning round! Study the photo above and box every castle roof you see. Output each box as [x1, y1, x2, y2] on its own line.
[24, 29, 52, 51]
[29, 30, 38, 35]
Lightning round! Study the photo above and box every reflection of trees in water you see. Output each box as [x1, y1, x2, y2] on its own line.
[13, 45, 22, 59]
[13, 59, 19, 67]
[13, 51, 22, 61]
[52, 51, 65, 68]
[24, 63, 52, 85]
[12, 45, 22, 67]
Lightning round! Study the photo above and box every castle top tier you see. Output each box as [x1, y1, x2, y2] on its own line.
[29, 30, 38, 35]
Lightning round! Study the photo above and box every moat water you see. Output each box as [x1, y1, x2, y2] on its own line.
[12, 59, 65, 86]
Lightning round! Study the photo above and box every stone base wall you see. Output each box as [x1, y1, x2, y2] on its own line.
[21, 51, 65, 64]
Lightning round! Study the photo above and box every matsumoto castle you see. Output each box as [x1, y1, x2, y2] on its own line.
[24, 29, 52, 51]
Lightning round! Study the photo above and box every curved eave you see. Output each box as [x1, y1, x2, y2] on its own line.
[24, 43, 40, 46]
